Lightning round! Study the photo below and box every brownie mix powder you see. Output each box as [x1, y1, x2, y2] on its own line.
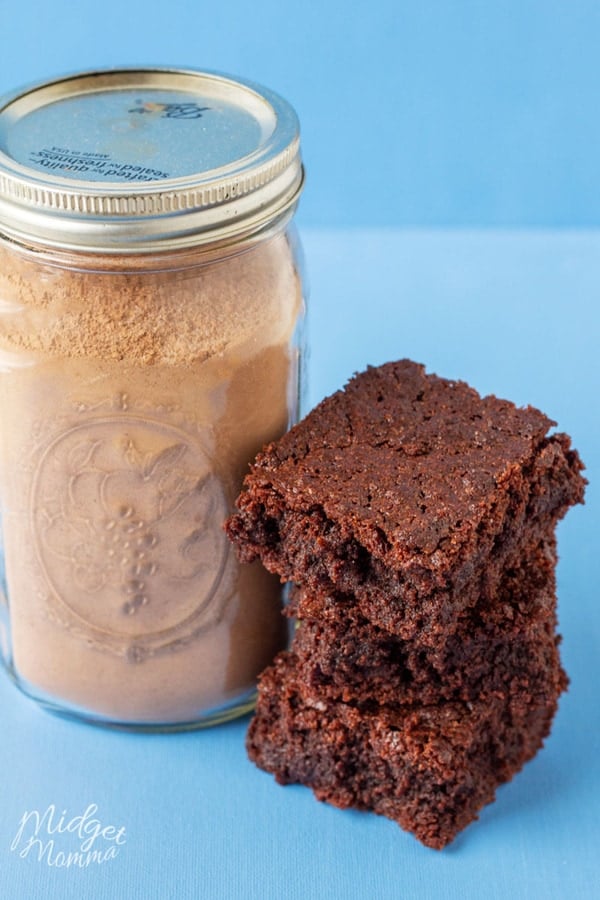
[0, 233, 302, 723]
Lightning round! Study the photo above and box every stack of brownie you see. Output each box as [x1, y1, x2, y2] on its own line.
[226, 360, 585, 849]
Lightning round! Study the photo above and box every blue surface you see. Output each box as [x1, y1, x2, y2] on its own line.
[2, 2, 600, 226]
[0, 228, 598, 899]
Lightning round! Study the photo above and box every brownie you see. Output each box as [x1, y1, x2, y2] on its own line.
[291, 590, 562, 709]
[227, 359, 585, 848]
[248, 651, 566, 850]
[289, 536, 561, 708]
[226, 360, 585, 643]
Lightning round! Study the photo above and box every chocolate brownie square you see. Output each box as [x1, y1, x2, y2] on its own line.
[290, 537, 563, 708]
[247, 650, 566, 850]
[226, 360, 585, 643]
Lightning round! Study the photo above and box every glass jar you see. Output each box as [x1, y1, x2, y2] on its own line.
[0, 68, 305, 729]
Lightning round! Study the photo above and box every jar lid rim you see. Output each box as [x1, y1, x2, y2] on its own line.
[0, 67, 303, 252]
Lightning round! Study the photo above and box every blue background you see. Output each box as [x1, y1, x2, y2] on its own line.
[1, 3, 599, 899]
[2, 1, 600, 227]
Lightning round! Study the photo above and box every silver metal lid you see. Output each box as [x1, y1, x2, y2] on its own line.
[0, 68, 303, 252]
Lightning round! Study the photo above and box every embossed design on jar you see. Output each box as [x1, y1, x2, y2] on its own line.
[31, 417, 230, 658]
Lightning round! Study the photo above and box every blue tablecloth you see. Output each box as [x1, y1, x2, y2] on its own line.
[1, 229, 598, 900]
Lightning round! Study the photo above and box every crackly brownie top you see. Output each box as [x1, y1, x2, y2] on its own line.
[233, 359, 581, 570]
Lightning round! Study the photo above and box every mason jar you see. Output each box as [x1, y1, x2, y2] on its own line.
[0, 67, 305, 729]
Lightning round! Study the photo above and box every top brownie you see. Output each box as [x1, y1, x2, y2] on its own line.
[226, 360, 585, 639]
